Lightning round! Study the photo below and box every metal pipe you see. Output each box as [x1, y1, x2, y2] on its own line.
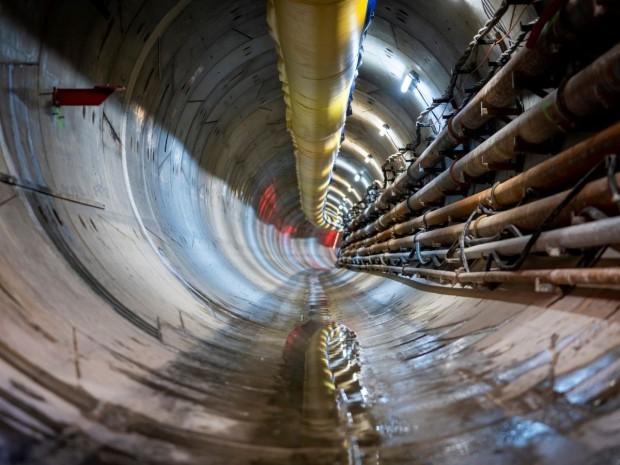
[416, 173, 620, 247]
[342, 122, 620, 250]
[343, 264, 620, 287]
[343, 173, 620, 257]
[459, 268, 620, 286]
[339, 217, 620, 266]
[346, 44, 620, 243]
[347, 1, 620, 232]
[459, 216, 620, 258]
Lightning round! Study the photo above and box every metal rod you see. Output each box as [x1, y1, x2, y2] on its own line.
[0, 172, 106, 209]
[343, 264, 620, 287]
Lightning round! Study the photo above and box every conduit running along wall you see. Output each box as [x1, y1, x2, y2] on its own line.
[267, 0, 370, 229]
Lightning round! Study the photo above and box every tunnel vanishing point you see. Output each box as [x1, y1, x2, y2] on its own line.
[0, 0, 620, 464]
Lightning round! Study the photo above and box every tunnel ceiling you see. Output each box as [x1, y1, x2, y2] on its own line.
[1, 0, 620, 464]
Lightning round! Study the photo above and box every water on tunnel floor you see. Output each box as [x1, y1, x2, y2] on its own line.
[0, 1, 619, 464]
[246, 273, 379, 464]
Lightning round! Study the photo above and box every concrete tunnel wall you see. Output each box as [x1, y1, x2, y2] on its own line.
[0, 1, 619, 464]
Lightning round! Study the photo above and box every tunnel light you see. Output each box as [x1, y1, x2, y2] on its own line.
[401, 71, 420, 93]
[354, 173, 361, 182]
[400, 73, 413, 93]
[340, 142, 382, 179]
[380, 123, 399, 149]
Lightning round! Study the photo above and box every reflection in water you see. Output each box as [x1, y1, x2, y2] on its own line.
[258, 277, 381, 464]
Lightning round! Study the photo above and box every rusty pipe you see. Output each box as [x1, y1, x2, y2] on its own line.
[416, 172, 620, 247]
[462, 216, 620, 258]
[342, 264, 620, 287]
[341, 122, 620, 252]
[344, 173, 620, 257]
[459, 268, 620, 286]
[346, 44, 620, 244]
[339, 216, 620, 265]
[347, 1, 620, 232]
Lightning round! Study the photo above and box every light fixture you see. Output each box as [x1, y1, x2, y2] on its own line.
[354, 172, 361, 182]
[347, 186, 353, 192]
[400, 73, 413, 93]
[380, 123, 399, 148]
[380, 123, 390, 137]
[401, 71, 420, 93]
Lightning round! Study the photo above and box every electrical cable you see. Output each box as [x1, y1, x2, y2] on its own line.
[455, 19, 532, 115]
[459, 208, 479, 273]
[526, 0, 566, 49]
[413, 1, 538, 149]
[413, 0, 515, 147]
[491, 159, 606, 271]
[459, 205, 497, 272]
[465, 5, 527, 80]
[466, 223, 522, 247]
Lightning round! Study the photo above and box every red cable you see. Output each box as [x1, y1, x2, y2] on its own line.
[526, 0, 567, 49]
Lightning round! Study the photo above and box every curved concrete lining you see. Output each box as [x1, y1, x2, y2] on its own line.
[0, 1, 618, 464]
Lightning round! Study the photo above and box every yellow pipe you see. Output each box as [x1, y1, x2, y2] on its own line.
[267, 0, 370, 229]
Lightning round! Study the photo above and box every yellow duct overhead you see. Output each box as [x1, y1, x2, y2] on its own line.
[267, 0, 371, 229]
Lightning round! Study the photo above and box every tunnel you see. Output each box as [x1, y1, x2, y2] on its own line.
[0, 0, 619, 463]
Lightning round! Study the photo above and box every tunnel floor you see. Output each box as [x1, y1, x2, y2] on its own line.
[2, 270, 619, 465]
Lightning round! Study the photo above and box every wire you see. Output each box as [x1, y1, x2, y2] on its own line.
[414, 2, 534, 148]
[415, 240, 430, 266]
[459, 208, 479, 273]
[465, 5, 529, 81]
[493, 159, 606, 271]
[526, 0, 565, 49]
[458, 206, 497, 272]
[413, 0, 515, 147]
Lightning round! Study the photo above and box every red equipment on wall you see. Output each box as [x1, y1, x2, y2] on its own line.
[52, 86, 125, 106]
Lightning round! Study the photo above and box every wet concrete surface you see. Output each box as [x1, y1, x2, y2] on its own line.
[318, 273, 620, 465]
[2, 271, 619, 464]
